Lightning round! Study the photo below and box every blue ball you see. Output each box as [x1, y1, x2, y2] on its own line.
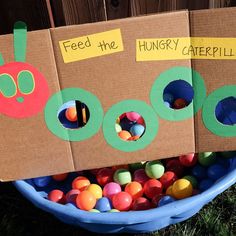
[164, 101, 171, 108]
[130, 124, 145, 137]
[191, 164, 207, 180]
[163, 93, 175, 104]
[158, 196, 175, 207]
[199, 179, 214, 192]
[32, 176, 51, 188]
[207, 164, 227, 180]
[95, 197, 112, 212]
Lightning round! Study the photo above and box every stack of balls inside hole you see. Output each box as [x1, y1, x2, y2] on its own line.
[116, 112, 146, 141]
[31, 151, 234, 212]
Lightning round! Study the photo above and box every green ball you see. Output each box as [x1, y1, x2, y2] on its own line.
[198, 152, 216, 166]
[115, 123, 122, 132]
[145, 160, 165, 179]
[183, 175, 198, 188]
[113, 169, 132, 185]
[89, 209, 100, 213]
[109, 209, 120, 212]
[129, 161, 146, 172]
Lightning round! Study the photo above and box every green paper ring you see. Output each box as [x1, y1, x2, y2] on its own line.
[44, 88, 103, 141]
[202, 85, 236, 137]
[103, 100, 158, 152]
[150, 66, 206, 121]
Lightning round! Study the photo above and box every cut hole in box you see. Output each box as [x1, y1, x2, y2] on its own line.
[163, 80, 194, 109]
[116, 112, 146, 141]
[57, 100, 90, 129]
[215, 96, 236, 126]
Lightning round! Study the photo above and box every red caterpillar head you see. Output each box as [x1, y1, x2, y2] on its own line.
[0, 22, 49, 118]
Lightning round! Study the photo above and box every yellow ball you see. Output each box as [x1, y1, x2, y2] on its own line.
[172, 179, 193, 199]
[86, 184, 102, 199]
[166, 185, 174, 197]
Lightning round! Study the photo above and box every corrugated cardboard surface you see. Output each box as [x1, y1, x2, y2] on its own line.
[0, 30, 74, 181]
[190, 8, 236, 153]
[0, 8, 236, 181]
[51, 11, 194, 172]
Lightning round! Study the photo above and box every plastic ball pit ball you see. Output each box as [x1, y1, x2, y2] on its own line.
[163, 93, 174, 104]
[95, 197, 112, 212]
[112, 191, 132, 211]
[125, 181, 143, 200]
[132, 197, 151, 211]
[33, 176, 51, 187]
[86, 184, 102, 199]
[172, 179, 193, 199]
[130, 124, 145, 137]
[160, 171, 178, 189]
[113, 169, 132, 186]
[48, 189, 66, 204]
[65, 107, 77, 122]
[76, 190, 96, 211]
[191, 164, 207, 180]
[118, 130, 132, 140]
[198, 152, 216, 166]
[179, 153, 198, 167]
[72, 176, 90, 191]
[126, 111, 141, 121]
[144, 179, 163, 199]
[66, 189, 80, 203]
[166, 159, 184, 177]
[103, 182, 121, 200]
[173, 98, 188, 109]
[145, 160, 165, 179]
[14, 152, 236, 234]
[52, 173, 68, 181]
[158, 196, 176, 207]
[96, 168, 114, 186]
[207, 164, 227, 180]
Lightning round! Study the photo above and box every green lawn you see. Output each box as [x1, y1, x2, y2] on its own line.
[0, 182, 235, 236]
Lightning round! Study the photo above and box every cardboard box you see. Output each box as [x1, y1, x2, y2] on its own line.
[0, 8, 235, 181]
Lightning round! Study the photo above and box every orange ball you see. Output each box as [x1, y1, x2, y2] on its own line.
[118, 130, 132, 140]
[52, 173, 68, 181]
[76, 190, 96, 211]
[128, 135, 140, 141]
[72, 176, 90, 191]
[125, 181, 143, 200]
[65, 107, 77, 122]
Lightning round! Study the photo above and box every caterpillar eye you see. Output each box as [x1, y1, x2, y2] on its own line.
[0, 73, 17, 98]
[17, 70, 35, 95]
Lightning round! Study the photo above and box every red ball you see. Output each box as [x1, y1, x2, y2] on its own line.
[48, 189, 66, 204]
[151, 194, 165, 206]
[160, 171, 178, 189]
[179, 153, 198, 167]
[173, 98, 188, 109]
[133, 169, 150, 186]
[52, 173, 68, 181]
[96, 168, 114, 186]
[144, 179, 163, 199]
[132, 197, 151, 211]
[112, 192, 132, 211]
[166, 159, 185, 177]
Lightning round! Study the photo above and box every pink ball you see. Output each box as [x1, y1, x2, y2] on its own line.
[179, 153, 198, 167]
[126, 112, 141, 122]
[133, 169, 150, 186]
[66, 189, 80, 203]
[103, 182, 122, 200]
[112, 191, 132, 211]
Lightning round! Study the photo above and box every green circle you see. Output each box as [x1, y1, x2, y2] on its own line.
[103, 100, 158, 152]
[44, 88, 104, 141]
[150, 66, 206, 121]
[202, 85, 236, 137]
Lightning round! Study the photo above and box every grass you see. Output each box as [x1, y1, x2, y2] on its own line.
[0, 182, 235, 236]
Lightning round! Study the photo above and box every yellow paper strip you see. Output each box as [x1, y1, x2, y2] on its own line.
[59, 29, 124, 63]
[136, 37, 236, 61]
